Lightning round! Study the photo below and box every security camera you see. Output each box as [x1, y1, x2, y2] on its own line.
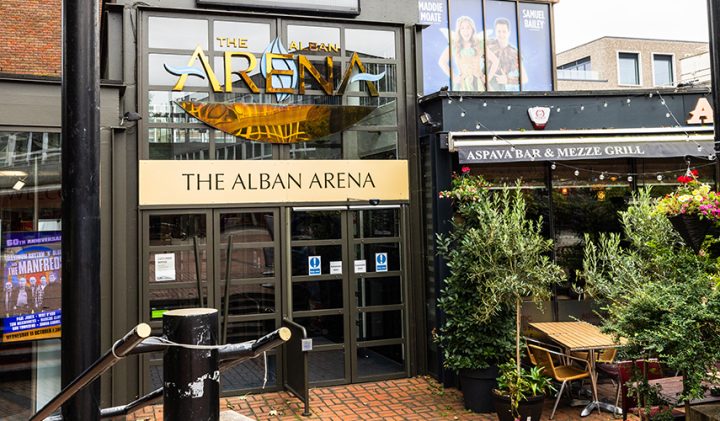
[369, 199, 380, 206]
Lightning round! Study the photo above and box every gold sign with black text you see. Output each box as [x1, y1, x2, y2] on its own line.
[139, 160, 409, 206]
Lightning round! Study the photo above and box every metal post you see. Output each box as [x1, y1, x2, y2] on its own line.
[709, 0, 720, 152]
[163, 308, 220, 421]
[61, 0, 100, 419]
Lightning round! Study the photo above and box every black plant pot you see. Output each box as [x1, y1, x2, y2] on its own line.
[492, 390, 545, 421]
[668, 214, 712, 253]
[459, 366, 499, 413]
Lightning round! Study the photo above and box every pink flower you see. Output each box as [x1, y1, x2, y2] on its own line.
[461, 166, 471, 174]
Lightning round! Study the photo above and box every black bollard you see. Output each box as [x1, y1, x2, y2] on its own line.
[163, 308, 220, 421]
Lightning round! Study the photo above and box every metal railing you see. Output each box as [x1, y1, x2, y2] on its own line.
[29, 309, 291, 421]
[282, 318, 311, 416]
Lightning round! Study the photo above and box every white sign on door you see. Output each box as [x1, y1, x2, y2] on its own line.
[155, 253, 176, 282]
[354, 260, 366, 273]
[330, 261, 342, 275]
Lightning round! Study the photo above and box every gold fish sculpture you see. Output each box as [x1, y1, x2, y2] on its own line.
[178, 101, 376, 144]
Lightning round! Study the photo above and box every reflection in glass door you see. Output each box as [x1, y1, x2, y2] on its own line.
[214, 210, 281, 392]
[289, 206, 407, 386]
[142, 210, 281, 393]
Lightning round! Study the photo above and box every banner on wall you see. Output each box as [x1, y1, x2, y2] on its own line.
[519, 2, 553, 91]
[485, 0, 522, 92]
[420, 0, 451, 94]
[446, 0, 486, 92]
[1, 232, 62, 343]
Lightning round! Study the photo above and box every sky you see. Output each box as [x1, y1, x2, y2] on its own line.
[554, 0, 710, 52]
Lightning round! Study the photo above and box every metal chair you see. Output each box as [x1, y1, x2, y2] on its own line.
[528, 344, 592, 419]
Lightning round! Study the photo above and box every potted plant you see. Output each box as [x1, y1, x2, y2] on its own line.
[436, 171, 565, 417]
[579, 189, 720, 414]
[654, 169, 720, 252]
[435, 171, 515, 413]
[492, 361, 554, 421]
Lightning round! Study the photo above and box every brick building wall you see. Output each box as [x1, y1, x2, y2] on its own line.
[556, 37, 707, 90]
[1, 0, 62, 77]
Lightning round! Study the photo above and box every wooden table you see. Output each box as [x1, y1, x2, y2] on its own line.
[530, 321, 619, 417]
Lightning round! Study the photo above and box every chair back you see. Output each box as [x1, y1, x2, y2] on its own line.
[597, 347, 617, 364]
[617, 359, 663, 417]
[528, 344, 558, 380]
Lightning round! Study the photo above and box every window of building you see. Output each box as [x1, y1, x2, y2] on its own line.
[0, 130, 62, 418]
[558, 56, 591, 72]
[618, 52, 640, 85]
[653, 54, 674, 86]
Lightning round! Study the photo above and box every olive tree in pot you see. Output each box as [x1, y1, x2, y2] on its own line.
[436, 174, 515, 413]
[436, 174, 565, 418]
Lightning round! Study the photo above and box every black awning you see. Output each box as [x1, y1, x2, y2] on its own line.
[449, 127, 715, 164]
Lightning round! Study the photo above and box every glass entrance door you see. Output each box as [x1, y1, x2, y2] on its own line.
[289, 206, 407, 386]
[142, 209, 281, 393]
[213, 209, 281, 392]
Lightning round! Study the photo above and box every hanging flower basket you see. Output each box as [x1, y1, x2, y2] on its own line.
[668, 213, 712, 253]
[655, 169, 719, 253]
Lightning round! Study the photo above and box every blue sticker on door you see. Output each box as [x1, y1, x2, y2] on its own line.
[375, 253, 388, 272]
[308, 256, 321, 276]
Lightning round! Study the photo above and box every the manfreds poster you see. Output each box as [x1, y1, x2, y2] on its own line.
[1, 232, 62, 343]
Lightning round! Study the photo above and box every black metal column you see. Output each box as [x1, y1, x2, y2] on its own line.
[709, 0, 720, 151]
[61, 0, 101, 419]
[163, 308, 220, 421]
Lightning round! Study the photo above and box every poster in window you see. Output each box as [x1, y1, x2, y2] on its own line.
[2, 232, 62, 343]
[519, 2, 552, 91]
[485, 0, 524, 92]
[444, 0, 486, 92]
[420, 0, 451, 94]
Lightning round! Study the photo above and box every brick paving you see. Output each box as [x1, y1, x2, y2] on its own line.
[127, 376, 636, 420]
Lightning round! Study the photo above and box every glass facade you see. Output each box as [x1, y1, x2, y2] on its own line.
[0, 130, 62, 419]
[139, 12, 408, 393]
[144, 16, 402, 161]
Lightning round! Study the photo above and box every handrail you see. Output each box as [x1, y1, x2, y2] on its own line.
[282, 318, 311, 416]
[100, 327, 291, 419]
[29, 323, 152, 421]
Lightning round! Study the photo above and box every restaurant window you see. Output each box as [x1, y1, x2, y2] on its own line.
[653, 54, 674, 87]
[0, 130, 62, 419]
[618, 52, 641, 85]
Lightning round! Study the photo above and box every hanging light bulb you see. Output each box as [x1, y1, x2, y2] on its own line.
[661, 99, 666, 105]
[599, 173, 605, 180]
[510, 146, 516, 151]
[666, 112, 671, 118]
[657, 174, 663, 181]
[574, 169, 580, 177]
[460, 111, 466, 117]
[447, 98, 453, 104]
[507, 105, 512, 111]
[551, 163, 557, 170]
[710, 154, 717, 161]
[483, 102, 488, 107]
[627, 175, 633, 182]
[649, 93, 653, 98]
[556, 107, 561, 113]
[603, 101, 608, 108]
[697, 145, 703, 152]
[459, 96, 463, 102]
[626, 98, 631, 104]
[580, 105, 585, 111]
[475, 123, 481, 130]
[492, 136, 498, 141]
